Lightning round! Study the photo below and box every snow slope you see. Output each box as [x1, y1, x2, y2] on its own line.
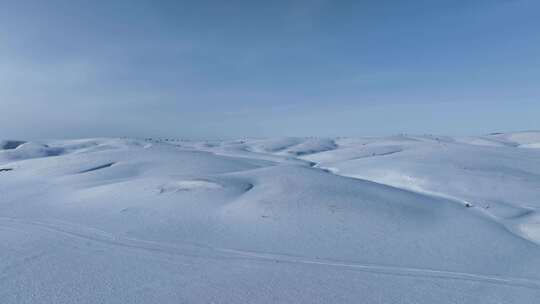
[300, 133, 540, 245]
[1, 134, 540, 303]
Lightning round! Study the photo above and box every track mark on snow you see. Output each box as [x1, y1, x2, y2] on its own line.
[1, 217, 539, 291]
[218, 248, 540, 290]
[78, 162, 115, 174]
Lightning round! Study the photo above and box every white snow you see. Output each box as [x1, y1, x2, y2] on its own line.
[1, 133, 540, 303]
[487, 131, 540, 147]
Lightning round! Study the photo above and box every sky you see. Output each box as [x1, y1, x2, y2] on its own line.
[1, 0, 539, 139]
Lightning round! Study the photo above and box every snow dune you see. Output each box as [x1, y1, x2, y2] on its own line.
[0, 140, 26, 150]
[487, 131, 540, 147]
[1, 133, 540, 303]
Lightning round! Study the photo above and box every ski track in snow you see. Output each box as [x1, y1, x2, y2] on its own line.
[2, 216, 539, 291]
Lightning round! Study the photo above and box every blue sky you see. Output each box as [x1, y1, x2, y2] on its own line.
[1, 0, 539, 139]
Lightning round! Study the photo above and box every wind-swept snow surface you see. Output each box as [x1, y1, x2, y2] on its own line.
[2, 133, 540, 303]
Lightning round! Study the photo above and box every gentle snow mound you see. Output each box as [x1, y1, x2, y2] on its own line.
[159, 180, 223, 193]
[0, 140, 26, 150]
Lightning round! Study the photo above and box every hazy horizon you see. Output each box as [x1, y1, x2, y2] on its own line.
[1, 0, 539, 140]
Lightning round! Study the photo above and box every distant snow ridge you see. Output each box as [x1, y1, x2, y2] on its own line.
[284, 138, 337, 156]
[248, 137, 305, 153]
[0, 142, 64, 163]
[0, 138, 151, 165]
[246, 137, 337, 156]
[0, 140, 26, 150]
[486, 131, 540, 148]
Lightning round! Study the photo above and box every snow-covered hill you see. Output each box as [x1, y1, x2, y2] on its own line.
[1, 132, 540, 303]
